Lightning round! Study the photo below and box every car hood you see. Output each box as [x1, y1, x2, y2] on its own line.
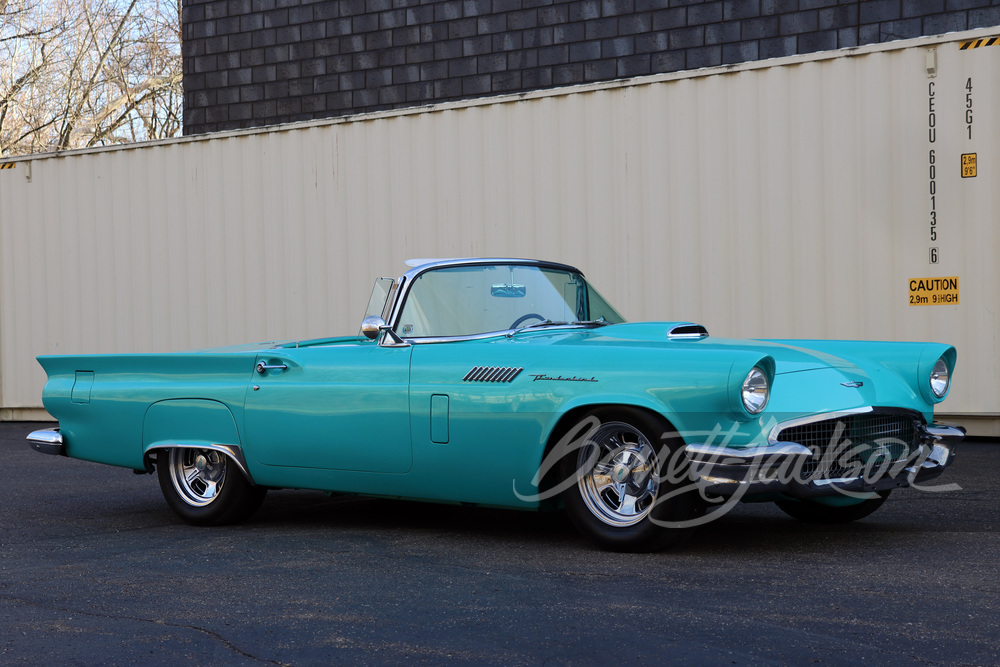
[541, 322, 866, 375]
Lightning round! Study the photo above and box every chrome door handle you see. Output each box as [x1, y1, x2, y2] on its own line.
[256, 361, 288, 374]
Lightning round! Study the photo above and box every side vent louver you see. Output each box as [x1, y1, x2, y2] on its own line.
[463, 366, 523, 383]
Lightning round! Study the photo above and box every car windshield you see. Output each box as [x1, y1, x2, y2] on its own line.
[395, 264, 625, 338]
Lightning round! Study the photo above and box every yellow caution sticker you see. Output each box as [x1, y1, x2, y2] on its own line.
[0, 163, 15, 170]
[962, 153, 976, 178]
[909, 277, 959, 306]
[960, 36, 1000, 50]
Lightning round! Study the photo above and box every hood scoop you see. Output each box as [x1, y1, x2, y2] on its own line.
[667, 323, 709, 340]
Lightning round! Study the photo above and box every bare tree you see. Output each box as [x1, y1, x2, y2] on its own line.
[0, 0, 181, 157]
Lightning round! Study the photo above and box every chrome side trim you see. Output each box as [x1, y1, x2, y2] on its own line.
[406, 331, 512, 344]
[403, 324, 594, 345]
[144, 443, 255, 484]
[766, 407, 875, 444]
[27, 429, 64, 456]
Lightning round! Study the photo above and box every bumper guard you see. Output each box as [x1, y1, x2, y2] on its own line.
[684, 421, 965, 498]
[27, 429, 64, 456]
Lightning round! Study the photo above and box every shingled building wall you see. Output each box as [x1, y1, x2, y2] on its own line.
[182, 0, 1000, 134]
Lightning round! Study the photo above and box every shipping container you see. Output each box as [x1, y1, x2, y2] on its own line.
[1, 27, 997, 433]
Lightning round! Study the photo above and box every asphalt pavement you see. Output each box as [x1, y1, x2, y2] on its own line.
[2, 422, 998, 665]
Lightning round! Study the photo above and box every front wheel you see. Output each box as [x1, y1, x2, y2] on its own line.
[775, 491, 891, 524]
[559, 408, 704, 552]
[157, 448, 266, 525]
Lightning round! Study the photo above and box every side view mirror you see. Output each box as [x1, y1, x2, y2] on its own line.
[361, 316, 385, 340]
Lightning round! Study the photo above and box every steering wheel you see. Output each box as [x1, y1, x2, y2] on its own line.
[510, 313, 546, 329]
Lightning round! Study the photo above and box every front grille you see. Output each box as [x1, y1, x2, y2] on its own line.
[775, 412, 919, 480]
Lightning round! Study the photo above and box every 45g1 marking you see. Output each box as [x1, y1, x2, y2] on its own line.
[966, 77, 973, 140]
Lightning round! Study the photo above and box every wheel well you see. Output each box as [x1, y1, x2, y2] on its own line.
[538, 404, 678, 499]
[143, 444, 256, 485]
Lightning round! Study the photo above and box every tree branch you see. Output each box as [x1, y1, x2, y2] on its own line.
[60, 0, 138, 148]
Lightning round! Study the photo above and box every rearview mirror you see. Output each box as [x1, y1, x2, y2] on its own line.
[491, 284, 526, 298]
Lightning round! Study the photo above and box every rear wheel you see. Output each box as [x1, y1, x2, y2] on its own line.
[559, 408, 704, 552]
[775, 490, 891, 524]
[157, 448, 266, 525]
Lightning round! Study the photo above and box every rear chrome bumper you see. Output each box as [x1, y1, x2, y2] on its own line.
[684, 421, 965, 498]
[27, 429, 64, 456]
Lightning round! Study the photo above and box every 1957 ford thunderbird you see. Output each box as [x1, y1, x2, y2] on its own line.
[29, 258, 964, 551]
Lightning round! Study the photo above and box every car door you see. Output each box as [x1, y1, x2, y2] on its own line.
[407, 338, 551, 507]
[244, 342, 413, 473]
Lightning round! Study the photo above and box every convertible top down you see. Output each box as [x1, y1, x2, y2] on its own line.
[30, 258, 964, 551]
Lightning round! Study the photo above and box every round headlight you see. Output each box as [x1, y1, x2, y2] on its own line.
[930, 357, 951, 398]
[741, 367, 770, 414]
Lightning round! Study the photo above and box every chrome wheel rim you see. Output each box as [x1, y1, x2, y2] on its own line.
[577, 421, 660, 527]
[168, 448, 227, 507]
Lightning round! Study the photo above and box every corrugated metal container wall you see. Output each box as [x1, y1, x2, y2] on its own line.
[0, 30, 997, 430]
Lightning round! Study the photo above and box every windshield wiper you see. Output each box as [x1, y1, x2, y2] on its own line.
[507, 320, 568, 337]
[508, 317, 614, 338]
[521, 319, 568, 330]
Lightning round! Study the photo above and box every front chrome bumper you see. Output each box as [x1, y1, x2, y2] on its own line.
[684, 422, 965, 498]
[27, 429, 64, 456]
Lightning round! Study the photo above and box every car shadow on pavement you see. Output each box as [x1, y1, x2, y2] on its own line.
[239, 487, 939, 556]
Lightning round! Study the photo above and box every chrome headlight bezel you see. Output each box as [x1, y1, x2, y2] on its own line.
[930, 356, 951, 398]
[741, 366, 770, 415]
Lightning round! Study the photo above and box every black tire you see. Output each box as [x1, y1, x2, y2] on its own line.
[775, 490, 891, 524]
[157, 448, 266, 525]
[558, 407, 705, 552]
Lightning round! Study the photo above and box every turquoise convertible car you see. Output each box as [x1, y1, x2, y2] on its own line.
[30, 258, 963, 551]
